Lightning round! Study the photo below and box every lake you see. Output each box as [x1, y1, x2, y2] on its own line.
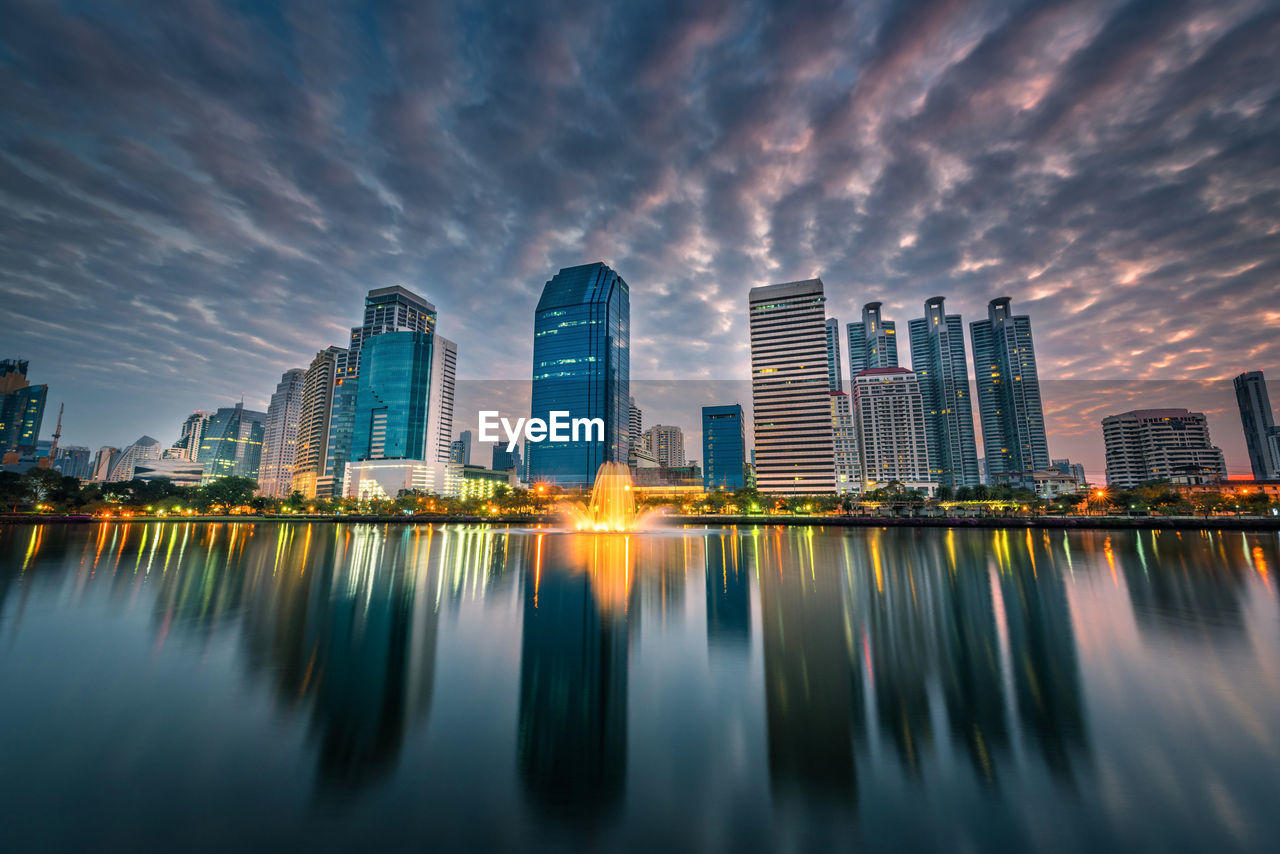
[1, 522, 1278, 853]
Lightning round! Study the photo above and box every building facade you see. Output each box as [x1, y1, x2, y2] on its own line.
[908, 296, 980, 489]
[824, 318, 844, 392]
[830, 391, 859, 494]
[971, 297, 1049, 483]
[643, 424, 685, 467]
[846, 302, 898, 376]
[258, 368, 306, 497]
[1234, 371, 1279, 480]
[107, 435, 163, 481]
[628, 397, 642, 456]
[749, 279, 835, 493]
[351, 331, 436, 462]
[172, 411, 212, 460]
[91, 446, 120, 482]
[197, 403, 267, 483]
[1101, 408, 1227, 488]
[527, 262, 630, 488]
[53, 445, 92, 480]
[852, 367, 935, 495]
[291, 347, 345, 498]
[702, 404, 746, 491]
[0, 359, 47, 455]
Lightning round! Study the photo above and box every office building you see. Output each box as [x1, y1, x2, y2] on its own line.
[642, 424, 685, 467]
[291, 347, 347, 498]
[1234, 371, 1279, 480]
[852, 367, 935, 495]
[343, 459, 458, 500]
[1052, 458, 1087, 486]
[347, 285, 438, 374]
[527, 262, 630, 487]
[846, 302, 898, 375]
[1102, 408, 1227, 488]
[908, 296, 980, 489]
[350, 332, 436, 462]
[702, 404, 746, 491]
[133, 459, 205, 488]
[172, 411, 212, 460]
[258, 368, 306, 497]
[107, 435, 163, 481]
[493, 443, 522, 474]
[449, 429, 472, 466]
[749, 279, 835, 493]
[830, 391, 859, 494]
[629, 397, 642, 455]
[971, 297, 1049, 483]
[53, 445, 91, 480]
[425, 337, 457, 465]
[824, 318, 843, 392]
[91, 446, 120, 482]
[197, 402, 267, 482]
[0, 359, 47, 454]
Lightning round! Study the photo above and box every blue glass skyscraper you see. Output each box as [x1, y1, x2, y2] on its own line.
[908, 296, 980, 489]
[527, 262, 629, 488]
[351, 331, 436, 461]
[702, 404, 746, 490]
[971, 297, 1049, 482]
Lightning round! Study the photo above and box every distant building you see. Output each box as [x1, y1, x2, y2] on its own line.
[628, 397, 642, 456]
[527, 262, 630, 488]
[1102, 408, 1227, 488]
[1032, 469, 1082, 499]
[0, 359, 47, 455]
[53, 445, 91, 480]
[643, 424, 685, 467]
[824, 318, 844, 392]
[702, 404, 746, 491]
[749, 279, 835, 494]
[852, 367, 935, 495]
[971, 297, 1049, 484]
[846, 302, 898, 375]
[830, 391, 860, 494]
[258, 368, 305, 497]
[908, 297, 980, 489]
[108, 436, 163, 481]
[1051, 458, 1087, 486]
[91, 446, 120, 482]
[172, 411, 212, 460]
[457, 464, 516, 502]
[1234, 371, 1279, 480]
[133, 459, 205, 488]
[291, 346, 346, 498]
[632, 464, 702, 489]
[449, 429, 472, 466]
[492, 443, 522, 474]
[343, 459, 458, 500]
[197, 403, 267, 483]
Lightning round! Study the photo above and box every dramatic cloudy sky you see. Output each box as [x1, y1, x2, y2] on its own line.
[2, 0, 1278, 478]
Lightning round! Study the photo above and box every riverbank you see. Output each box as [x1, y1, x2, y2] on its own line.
[4, 513, 1280, 531]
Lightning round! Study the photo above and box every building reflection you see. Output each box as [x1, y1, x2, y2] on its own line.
[1119, 530, 1249, 645]
[755, 528, 858, 805]
[517, 533, 630, 825]
[705, 531, 750, 649]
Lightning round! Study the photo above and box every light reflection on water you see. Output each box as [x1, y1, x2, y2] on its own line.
[1, 522, 1278, 853]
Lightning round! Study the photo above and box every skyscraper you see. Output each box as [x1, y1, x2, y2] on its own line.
[830, 391, 859, 494]
[197, 403, 267, 482]
[1234, 371, 1279, 480]
[702, 404, 746, 491]
[292, 346, 345, 498]
[749, 279, 835, 494]
[971, 297, 1049, 483]
[628, 397, 642, 455]
[258, 369, 306, 497]
[0, 359, 47, 455]
[846, 302, 898, 376]
[347, 286, 437, 374]
[91, 446, 120, 482]
[527, 262, 630, 488]
[852, 368, 934, 494]
[908, 296, 980, 489]
[107, 435, 163, 481]
[824, 318, 843, 392]
[172, 411, 212, 461]
[350, 332, 436, 462]
[493, 443, 522, 473]
[425, 337, 457, 465]
[53, 445, 91, 480]
[642, 424, 685, 467]
[1102, 409, 1227, 488]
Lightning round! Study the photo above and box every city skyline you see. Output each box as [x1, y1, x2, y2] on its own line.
[2, 0, 1279, 483]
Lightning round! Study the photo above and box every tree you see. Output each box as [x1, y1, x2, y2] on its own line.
[0, 471, 32, 512]
[199, 476, 258, 511]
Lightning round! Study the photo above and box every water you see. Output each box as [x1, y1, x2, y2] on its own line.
[1, 522, 1278, 853]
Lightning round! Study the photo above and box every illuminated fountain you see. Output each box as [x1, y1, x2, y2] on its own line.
[559, 462, 654, 533]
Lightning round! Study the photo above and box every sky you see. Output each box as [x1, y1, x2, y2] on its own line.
[1, 0, 1278, 480]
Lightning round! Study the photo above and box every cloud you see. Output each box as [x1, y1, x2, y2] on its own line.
[0, 0, 1277, 477]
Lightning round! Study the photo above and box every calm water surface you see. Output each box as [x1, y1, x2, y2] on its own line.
[1, 522, 1278, 853]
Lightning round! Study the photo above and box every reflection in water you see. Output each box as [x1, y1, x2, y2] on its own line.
[518, 534, 630, 824]
[2, 522, 1279, 851]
